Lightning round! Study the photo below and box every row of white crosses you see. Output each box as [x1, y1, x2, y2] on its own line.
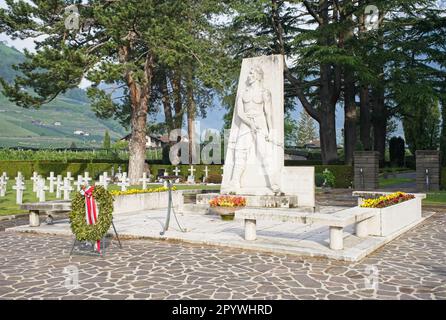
[3, 166, 225, 204]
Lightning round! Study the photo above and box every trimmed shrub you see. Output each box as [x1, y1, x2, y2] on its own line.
[0, 161, 34, 179]
[389, 137, 405, 167]
[314, 165, 353, 188]
[34, 161, 70, 176]
[405, 155, 416, 170]
[315, 173, 324, 187]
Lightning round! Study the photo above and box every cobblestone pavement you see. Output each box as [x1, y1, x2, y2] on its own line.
[0, 212, 445, 300]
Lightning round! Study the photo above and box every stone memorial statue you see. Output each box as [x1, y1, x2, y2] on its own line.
[222, 55, 284, 195]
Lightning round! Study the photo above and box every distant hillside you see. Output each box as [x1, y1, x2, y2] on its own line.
[0, 42, 127, 148]
[0, 42, 24, 83]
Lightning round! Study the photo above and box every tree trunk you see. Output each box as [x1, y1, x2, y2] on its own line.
[320, 59, 339, 164]
[358, 0, 372, 151]
[371, 12, 386, 167]
[341, 4, 357, 165]
[120, 40, 154, 183]
[440, 98, 446, 165]
[160, 69, 174, 132]
[186, 72, 197, 164]
[360, 86, 372, 150]
[319, 102, 338, 164]
[172, 71, 184, 131]
[372, 85, 386, 166]
[128, 100, 148, 183]
[344, 68, 357, 165]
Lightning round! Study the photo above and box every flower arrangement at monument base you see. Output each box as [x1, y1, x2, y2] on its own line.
[360, 192, 415, 209]
[209, 195, 247, 221]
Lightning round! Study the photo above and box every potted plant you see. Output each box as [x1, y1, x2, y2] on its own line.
[209, 195, 247, 221]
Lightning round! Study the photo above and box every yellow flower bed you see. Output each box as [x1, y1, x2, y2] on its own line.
[360, 191, 415, 209]
[110, 186, 176, 197]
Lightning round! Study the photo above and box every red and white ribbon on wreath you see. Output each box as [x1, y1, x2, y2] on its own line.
[81, 186, 101, 253]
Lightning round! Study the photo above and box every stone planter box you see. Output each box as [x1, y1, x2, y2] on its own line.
[364, 197, 422, 237]
[113, 191, 183, 214]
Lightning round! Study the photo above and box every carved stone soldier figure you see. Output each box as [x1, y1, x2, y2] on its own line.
[226, 65, 281, 193]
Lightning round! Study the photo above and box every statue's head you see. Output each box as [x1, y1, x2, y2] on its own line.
[247, 66, 264, 85]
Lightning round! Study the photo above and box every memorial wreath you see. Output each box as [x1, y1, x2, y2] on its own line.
[70, 185, 114, 247]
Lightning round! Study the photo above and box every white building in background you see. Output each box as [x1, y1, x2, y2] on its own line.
[74, 130, 90, 136]
[119, 134, 168, 149]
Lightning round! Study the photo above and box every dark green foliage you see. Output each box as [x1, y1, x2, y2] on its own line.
[0, 161, 34, 178]
[314, 165, 353, 189]
[0, 160, 127, 178]
[389, 137, 406, 167]
[322, 169, 336, 188]
[315, 173, 324, 187]
[70, 186, 114, 242]
[403, 99, 441, 154]
[103, 130, 111, 150]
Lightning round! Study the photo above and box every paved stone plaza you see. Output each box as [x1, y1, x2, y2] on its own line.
[7, 205, 430, 261]
[0, 211, 445, 300]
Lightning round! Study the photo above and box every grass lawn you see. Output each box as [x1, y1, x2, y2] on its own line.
[0, 180, 220, 216]
[378, 177, 415, 188]
[424, 191, 446, 205]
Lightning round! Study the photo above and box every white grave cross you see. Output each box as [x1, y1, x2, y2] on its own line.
[75, 175, 84, 191]
[61, 178, 73, 200]
[139, 172, 151, 190]
[173, 167, 181, 176]
[55, 175, 63, 199]
[47, 172, 57, 193]
[12, 176, 25, 204]
[117, 173, 130, 191]
[2, 172, 9, 183]
[101, 172, 111, 190]
[31, 172, 39, 192]
[36, 177, 49, 202]
[82, 172, 92, 186]
[0, 177, 7, 197]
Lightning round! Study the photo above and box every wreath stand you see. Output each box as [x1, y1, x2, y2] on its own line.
[70, 219, 122, 257]
[160, 176, 187, 236]
[69, 186, 123, 257]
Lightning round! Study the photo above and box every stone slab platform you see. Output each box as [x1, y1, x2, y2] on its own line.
[6, 206, 432, 262]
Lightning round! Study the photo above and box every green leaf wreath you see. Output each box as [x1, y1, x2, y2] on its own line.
[70, 186, 114, 242]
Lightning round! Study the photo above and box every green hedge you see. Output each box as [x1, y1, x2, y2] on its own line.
[0, 161, 128, 179]
[314, 165, 354, 189]
[0, 161, 34, 179]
